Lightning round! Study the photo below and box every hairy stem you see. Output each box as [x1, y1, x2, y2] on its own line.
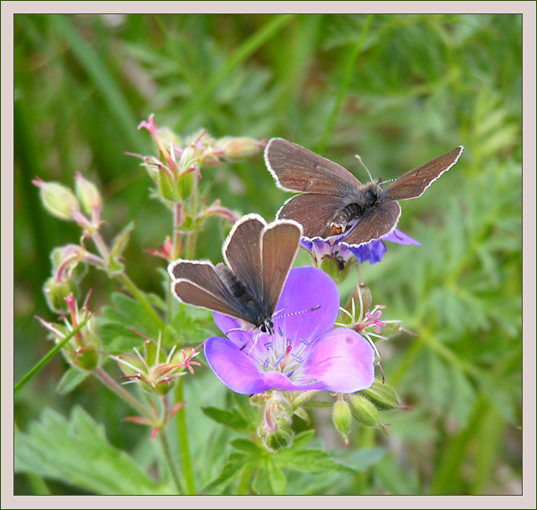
[94, 367, 153, 420]
[175, 377, 196, 494]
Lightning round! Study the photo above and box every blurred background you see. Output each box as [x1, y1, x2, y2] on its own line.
[14, 14, 522, 495]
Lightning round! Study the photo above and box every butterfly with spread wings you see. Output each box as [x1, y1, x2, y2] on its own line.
[265, 138, 463, 247]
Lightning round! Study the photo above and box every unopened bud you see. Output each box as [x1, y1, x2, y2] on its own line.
[259, 425, 293, 452]
[333, 399, 352, 446]
[216, 137, 263, 161]
[74, 173, 102, 214]
[319, 255, 350, 283]
[43, 277, 78, 313]
[33, 179, 80, 220]
[348, 394, 381, 428]
[361, 380, 405, 411]
[346, 283, 372, 316]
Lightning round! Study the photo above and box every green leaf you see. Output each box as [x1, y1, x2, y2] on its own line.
[276, 449, 356, 475]
[342, 447, 386, 472]
[15, 406, 164, 495]
[110, 220, 135, 259]
[55, 367, 90, 395]
[201, 453, 247, 494]
[230, 438, 263, 454]
[252, 458, 286, 495]
[201, 407, 251, 433]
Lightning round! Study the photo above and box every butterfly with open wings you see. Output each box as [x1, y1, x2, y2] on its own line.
[265, 138, 463, 248]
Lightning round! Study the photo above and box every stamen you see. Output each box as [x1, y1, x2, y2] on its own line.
[264, 341, 272, 349]
[286, 370, 294, 377]
[291, 353, 304, 363]
[278, 327, 284, 337]
[299, 337, 310, 345]
[264, 358, 270, 369]
[274, 354, 285, 368]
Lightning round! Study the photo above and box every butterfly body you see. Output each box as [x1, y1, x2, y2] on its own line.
[265, 138, 463, 247]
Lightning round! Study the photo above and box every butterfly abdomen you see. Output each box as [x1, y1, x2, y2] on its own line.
[330, 183, 382, 234]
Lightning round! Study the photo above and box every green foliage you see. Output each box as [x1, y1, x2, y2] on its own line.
[14, 13, 522, 496]
[15, 406, 166, 495]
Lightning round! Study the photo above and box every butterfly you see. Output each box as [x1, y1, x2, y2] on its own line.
[168, 214, 302, 336]
[265, 138, 463, 247]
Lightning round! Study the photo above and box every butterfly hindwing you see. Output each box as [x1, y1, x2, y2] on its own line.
[341, 201, 402, 247]
[277, 192, 349, 239]
[261, 220, 302, 313]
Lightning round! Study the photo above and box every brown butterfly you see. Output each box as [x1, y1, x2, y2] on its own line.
[168, 214, 302, 335]
[265, 138, 463, 247]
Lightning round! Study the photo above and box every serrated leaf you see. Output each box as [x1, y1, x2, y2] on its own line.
[287, 430, 316, 450]
[252, 458, 286, 495]
[56, 367, 90, 395]
[201, 407, 250, 433]
[341, 447, 386, 471]
[266, 459, 286, 494]
[15, 406, 163, 495]
[448, 364, 476, 426]
[202, 455, 247, 494]
[111, 220, 135, 258]
[276, 449, 356, 475]
[230, 438, 263, 454]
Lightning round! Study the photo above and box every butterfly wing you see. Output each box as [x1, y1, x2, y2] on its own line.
[222, 214, 266, 305]
[261, 220, 302, 313]
[342, 201, 402, 247]
[277, 192, 350, 239]
[168, 260, 247, 320]
[382, 146, 463, 201]
[265, 138, 363, 196]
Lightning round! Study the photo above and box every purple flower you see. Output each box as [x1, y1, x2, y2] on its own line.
[302, 228, 420, 266]
[204, 266, 375, 395]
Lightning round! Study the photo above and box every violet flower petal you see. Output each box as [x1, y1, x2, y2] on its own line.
[204, 336, 268, 394]
[301, 328, 375, 393]
[272, 266, 339, 344]
[383, 228, 421, 245]
[213, 266, 339, 347]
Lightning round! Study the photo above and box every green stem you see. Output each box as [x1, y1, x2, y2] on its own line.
[91, 231, 110, 260]
[93, 367, 153, 420]
[175, 377, 196, 494]
[114, 272, 166, 331]
[316, 14, 373, 154]
[158, 429, 184, 494]
[15, 316, 91, 394]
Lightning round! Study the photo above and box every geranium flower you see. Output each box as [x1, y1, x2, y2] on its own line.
[204, 266, 375, 395]
[302, 228, 420, 266]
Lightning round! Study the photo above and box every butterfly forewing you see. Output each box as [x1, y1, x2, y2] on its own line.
[342, 201, 402, 247]
[382, 146, 463, 201]
[266, 138, 363, 196]
[277, 193, 348, 239]
[261, 221, 302, 312]
[169, 260, 246, 319]
[172, 280, 247, 320]
[223, 214, 265, 304]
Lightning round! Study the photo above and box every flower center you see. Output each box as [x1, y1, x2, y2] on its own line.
[250, 325, 311, 382]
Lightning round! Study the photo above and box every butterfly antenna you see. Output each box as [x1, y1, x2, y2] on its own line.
[355, 154, 374, 182]
[274, 305, 321, 320]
